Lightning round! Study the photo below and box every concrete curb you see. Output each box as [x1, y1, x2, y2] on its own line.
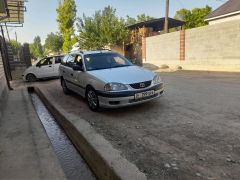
[0, 89, 67, 179]
[32, 87, 147, 180]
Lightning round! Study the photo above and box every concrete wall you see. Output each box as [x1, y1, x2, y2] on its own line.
[0, 50, 8, 98]
[146, 20, 240, 72]
[0, 49, 9, 119]
[146, 31, 180, 63]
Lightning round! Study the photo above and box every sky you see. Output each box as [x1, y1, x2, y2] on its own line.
[8, 0, 227, 44]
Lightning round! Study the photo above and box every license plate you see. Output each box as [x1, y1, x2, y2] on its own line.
[135, 90, 155, 99]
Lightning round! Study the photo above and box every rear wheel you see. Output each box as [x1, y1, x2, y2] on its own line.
[26, 74, 36, 82]
[86, 88, 99, 111]
[61, 79, 70, 95]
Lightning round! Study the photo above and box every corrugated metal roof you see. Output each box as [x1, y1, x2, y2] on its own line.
[0, 0, 25, 24]
[206, 0, 240, 20]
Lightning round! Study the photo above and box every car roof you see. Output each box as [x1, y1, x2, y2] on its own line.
[69, 49, 114, 56]
[45, 55, 64, 58]
[84, 50, 113, 55]
[52, 55, 64, 57]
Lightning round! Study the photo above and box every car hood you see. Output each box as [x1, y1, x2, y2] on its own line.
[87, 66, 155, 84]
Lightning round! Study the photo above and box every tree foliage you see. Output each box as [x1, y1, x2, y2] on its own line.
[77, 6, 129, 50]
[126, 14, 155, 26]
[175, 6, 212, 29]
[9, 40, 21, 55]
[29, 36, 44, 59]
[56, 0, 76, 52]
[137, 14, 155, 23]
[44, 32, 63, 53]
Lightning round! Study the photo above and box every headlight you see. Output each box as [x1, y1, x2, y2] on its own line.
[104, 83, 128, 91]
[153, 74, 162, 85]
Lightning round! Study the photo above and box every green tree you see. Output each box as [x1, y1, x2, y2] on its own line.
[29, 36, 44, 59]
[9, 40, 21, 55]
[77, 6, 129, 50]
[126, 14, 155, 26]
[136, 14, 155, 22]
[56, 0, 77, 52]
[175, 6, 212, 29]
[126, 15, 137, 26]
[44, 32, 63, 53]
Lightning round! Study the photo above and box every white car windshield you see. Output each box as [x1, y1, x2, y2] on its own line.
[84, 53, 133, 71]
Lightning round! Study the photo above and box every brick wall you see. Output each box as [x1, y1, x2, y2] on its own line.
[146, 20, 240, 72]
[180, 30, 185, 61]
[142, 37, 146, 62]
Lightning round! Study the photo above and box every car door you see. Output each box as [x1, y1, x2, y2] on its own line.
[71, 54, 85, 96]
[64, 54, 76, 90]
[53, 56, 63, 77]
[36, 57, 54, 78]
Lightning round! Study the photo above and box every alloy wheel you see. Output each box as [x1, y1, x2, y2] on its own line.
[87, 89, 99, 111]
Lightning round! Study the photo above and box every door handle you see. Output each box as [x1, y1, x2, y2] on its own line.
[49, 65, 52, 67]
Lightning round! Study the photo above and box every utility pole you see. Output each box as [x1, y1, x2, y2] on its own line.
[164, 0, 169, 33]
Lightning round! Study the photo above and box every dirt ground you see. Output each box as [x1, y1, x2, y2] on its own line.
[13, 71, 240, 180]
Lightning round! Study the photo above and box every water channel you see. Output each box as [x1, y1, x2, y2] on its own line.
[30, 93, 96, 180]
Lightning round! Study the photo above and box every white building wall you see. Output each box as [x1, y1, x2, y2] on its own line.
[209, 14, 240, 25]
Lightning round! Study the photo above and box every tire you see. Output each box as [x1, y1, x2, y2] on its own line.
[26, 74, 37, 82]
[86, 88, 99, 111]
[61, 79, 70, 95]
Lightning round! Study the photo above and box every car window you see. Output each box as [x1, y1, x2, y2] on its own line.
[114, 56, 126, 65]
[62, 55, 69, 65]
[84, 53, 133, 71]
[45, 57, 53, 65]
[38, 57, 53, 66]
[75, 55, 83, 68]
[37, 58, 45, 66]
[55, 56, 63, 64]
[66, 54, 76, 67]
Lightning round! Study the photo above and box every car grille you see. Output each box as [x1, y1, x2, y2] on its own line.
[129, 80, 152, 89]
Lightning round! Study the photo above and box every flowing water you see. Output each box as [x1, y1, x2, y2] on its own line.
[30, 93, 96, 180]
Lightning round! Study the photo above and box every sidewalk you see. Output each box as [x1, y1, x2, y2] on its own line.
[0, 89, 66, 180]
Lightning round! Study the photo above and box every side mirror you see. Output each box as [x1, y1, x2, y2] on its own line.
[72, 64, 83, 71]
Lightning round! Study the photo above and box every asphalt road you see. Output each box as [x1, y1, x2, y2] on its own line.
[16, 71, 240, 180]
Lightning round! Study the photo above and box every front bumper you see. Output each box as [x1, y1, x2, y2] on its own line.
[97, 83, 164, 108]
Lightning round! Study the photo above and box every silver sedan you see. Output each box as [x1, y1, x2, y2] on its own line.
[59, 50, 164, 111]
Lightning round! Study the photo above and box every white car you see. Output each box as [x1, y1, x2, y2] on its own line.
[23, 55, 64, 82]
[59, 50, 164, 111]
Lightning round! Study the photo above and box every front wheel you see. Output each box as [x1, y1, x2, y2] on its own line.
[26, 74, 36, 82]
[86, 88, 99, 111]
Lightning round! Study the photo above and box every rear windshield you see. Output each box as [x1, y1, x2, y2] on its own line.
[84, 53, 133, 71]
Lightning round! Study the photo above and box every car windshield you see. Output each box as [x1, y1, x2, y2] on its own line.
[84, 53, 133, 71]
